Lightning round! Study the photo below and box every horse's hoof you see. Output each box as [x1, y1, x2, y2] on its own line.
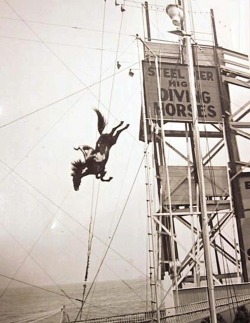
[125, 124, 130, 129]
[74, 146, 79, 150]
[120, 121, 124, 125]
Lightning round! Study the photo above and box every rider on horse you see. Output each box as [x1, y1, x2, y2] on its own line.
[74, 145, 105, 163]
[71, 109, 129, 190]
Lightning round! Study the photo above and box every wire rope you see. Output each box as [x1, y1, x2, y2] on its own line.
[2, 0, 139, 137]
[0, 167, 148, 314]
[3, 1, 247, 318]
[0, 273, 76, 300]
[0, 35, 137, 55]
[76, 4, 109, 320]
[0, 2, 148, 312]
[189, 16, 249, 311]
[0, 60, 139, 131]
[107, 8, 124, 120]
[0, 157, 147, 276]
[0, 15, 133, 37]
[81, 154, 145, 305]
[0, 191, 76, 305]
[189, 21, 240, 311]
[0, 93, 84, 187]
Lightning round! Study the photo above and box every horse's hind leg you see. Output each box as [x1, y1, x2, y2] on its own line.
[112, 123, 130, 144]
[110, 121, 124, 136]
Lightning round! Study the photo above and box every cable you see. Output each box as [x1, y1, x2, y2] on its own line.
[0, 273, 76, 300]
[0, 35, 137, 55]
[0, 191, 76, 306]
[76, 3, 108, 321]
[75, 5, 109, 320]
[2, 0, 140, 137]
[0, 60, 138, 130]
[0, 157, 147, 277]
[0, 93, 84, 188]
[82, 154, 145, 305]
[0, 15, 133, 37]
[107, 9, 124, 120]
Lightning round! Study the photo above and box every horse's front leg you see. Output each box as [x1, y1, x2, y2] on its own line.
[101, 176, 113, 182]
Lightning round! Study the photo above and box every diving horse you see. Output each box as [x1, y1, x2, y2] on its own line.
[71, 109, 129, 191]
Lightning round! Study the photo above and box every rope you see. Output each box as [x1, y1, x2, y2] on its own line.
[0, 157, 146, 275]
[0, 15, 133, 37]
[98, 1, 107, 109]
[74, 9, 142, 318]
[75, 202, 96, 322]
[0, 274, 75, 300]
[82, 155, 145, 306]
[0, 192, 75, 306]
[0, 59, 139, 131]
[1, 0, 140, 132]
[191, 33, 243, 314]
[76, 3, 108, 321]
[107, 7, 124, 121]
[18, 309, 60, 323]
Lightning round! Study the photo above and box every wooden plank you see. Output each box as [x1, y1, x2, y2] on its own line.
[220, 65, 250, 79]
[221, 46, 249, 60]
[223, 58, 250, 69]
[183, 272, 238, 282]
[222, 75, 250, 88]
[164, 130, 223, 138]
[230, 122, 250, 128]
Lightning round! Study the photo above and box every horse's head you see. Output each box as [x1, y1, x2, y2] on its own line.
[71, 160, 85, 191]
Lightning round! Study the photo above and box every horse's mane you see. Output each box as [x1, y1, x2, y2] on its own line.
[94, 108, 107, 134]
[71, 159, 85, 172]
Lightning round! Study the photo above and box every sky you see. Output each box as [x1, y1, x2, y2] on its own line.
[0, 0, 249, 305]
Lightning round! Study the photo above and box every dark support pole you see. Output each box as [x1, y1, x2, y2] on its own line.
[210, 9, 248, 282]
[145, 2, 151, 41]
[205, 13, 223, 279]
[210, 9, 218, 46]
[222, 88, 248, 282]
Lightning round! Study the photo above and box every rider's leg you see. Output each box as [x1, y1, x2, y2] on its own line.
[85, 149, 97, 163]
[75, 145, 96, 162]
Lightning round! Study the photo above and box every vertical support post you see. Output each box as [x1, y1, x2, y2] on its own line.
[210, 9, 248, 282]
[145, 2, 151, 41]
[137, 37, 159, 318]
[154, 56, 179, 309]
[210, 9, 218, 47]
[182, 1, 217, 322]
[222, 97, 248, 282]
[140, 38, 179, 310]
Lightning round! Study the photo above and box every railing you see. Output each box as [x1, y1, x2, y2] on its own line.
[72, 293, 250, 323]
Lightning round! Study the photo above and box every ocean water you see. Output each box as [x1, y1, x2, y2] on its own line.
[0, 280, 151, 323]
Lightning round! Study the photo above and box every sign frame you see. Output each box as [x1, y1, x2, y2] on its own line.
[142, 61, 223, 123]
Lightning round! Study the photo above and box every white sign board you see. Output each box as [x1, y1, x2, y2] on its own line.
[143, 61, 222, 123]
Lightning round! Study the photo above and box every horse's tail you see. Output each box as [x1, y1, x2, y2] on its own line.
[94, 109, 107, 134]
